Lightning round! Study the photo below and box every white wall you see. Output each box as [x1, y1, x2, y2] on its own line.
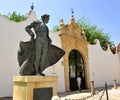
[43, 31, 65, 92]
[0, 10, 37, 97]
[88, 39, 120, 87]
[0, 10, 65, 97]
[43, 58, 65, 92]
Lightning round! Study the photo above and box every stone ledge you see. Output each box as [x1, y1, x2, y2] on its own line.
[13, 76, 57, 82]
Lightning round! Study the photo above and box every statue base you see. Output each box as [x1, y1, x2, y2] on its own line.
[13, 76, 57, 100]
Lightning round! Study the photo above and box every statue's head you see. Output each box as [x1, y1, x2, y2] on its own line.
[41, 14, 50, 24]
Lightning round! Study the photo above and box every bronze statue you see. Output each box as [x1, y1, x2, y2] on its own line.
[18, 14, 65, 76]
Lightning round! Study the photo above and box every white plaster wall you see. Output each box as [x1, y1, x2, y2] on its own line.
[88, 39, 120, 87]
[116, 49, 120, 84]
[43, 31, 65, 92]
[0, 10, 65, 97]
[43, 58, 65, 92]
[0, 10, 37, 97]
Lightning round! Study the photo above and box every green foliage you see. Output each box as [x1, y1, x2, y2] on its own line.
[52, 17, 114, 48]
[52, 25, 59, 32]
[4, 11, 27, 22]
[77, 17, 115, 48]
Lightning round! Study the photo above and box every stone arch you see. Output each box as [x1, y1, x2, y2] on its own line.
[59, 16, 90, 91]
[60, 33, 90, 91]
[68, 49, 86, 91]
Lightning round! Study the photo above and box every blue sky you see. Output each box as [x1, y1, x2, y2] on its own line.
[0, 0, 120, 45]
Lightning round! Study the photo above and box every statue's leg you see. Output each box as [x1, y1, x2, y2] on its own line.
[34, 42, 42, 75]
[40, 42, 48, 72]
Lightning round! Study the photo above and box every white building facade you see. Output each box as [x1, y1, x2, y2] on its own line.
[0, 10, 120, 97]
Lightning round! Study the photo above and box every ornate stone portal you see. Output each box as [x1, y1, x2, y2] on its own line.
[59, 16, 91, 91]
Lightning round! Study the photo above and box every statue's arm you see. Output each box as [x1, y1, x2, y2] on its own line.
[25, 21, 36, 40]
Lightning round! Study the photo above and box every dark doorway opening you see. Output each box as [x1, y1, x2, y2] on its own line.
[69, 50, 86, 91]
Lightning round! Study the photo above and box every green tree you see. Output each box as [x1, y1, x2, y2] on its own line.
[4, 11, 27, 22]
[52, 17, 115, 48]
[77, 17, 115, 48]
[52, 25, 59, 32]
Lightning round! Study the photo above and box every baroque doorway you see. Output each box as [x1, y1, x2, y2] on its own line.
[69, 49, 86, 91]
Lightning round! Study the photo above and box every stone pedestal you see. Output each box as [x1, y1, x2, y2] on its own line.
[13, 76, 57, 100]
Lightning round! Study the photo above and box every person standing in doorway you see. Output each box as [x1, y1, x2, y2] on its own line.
[76, 75, 81, 92]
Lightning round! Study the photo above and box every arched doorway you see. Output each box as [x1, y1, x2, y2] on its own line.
[69, 49, 86, 91]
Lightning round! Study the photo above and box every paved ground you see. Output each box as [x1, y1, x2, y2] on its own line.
[57, 88, 120, 100]
[55, 85, 120, 100]
[1, 85, 120, 100]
